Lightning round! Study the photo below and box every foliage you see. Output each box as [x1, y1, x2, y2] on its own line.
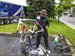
[27, 0, 55, 19]
[55, 0, 74, 21]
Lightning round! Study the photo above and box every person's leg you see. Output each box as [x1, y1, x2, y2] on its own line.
[30, 33, 42, 54]
[42, 30, 51, 54]
[43, 30, 49, 50]
[36, 32, 42, 49]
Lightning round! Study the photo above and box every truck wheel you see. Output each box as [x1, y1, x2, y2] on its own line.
[8, 18, 13, 24]
[3, 19, 8, 24]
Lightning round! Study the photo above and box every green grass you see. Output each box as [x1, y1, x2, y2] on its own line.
[0, 23, 18, 33]
[48, 19, 75, 46]
[0, 19, 75, 46]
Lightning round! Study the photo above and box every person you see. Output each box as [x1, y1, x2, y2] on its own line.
[34, 9, 50, 52]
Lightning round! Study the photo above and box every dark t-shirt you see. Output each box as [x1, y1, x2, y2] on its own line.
[36, 16, 49, 30]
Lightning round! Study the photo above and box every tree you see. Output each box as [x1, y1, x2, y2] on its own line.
[55, 0, 74, 22]
[63, 0, 74, 11]
[27, 0, 55, 19]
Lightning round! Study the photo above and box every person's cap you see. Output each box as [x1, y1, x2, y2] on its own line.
[40, 9, 47, 15]
[41, 9, 47, 13]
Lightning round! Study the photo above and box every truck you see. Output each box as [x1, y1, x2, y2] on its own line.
[0, 1, 27, 24]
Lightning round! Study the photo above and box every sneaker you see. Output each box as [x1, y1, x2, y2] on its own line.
[45, 49, 51, 54]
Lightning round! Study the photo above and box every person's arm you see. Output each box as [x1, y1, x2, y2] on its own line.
[46, 16, 49, 27]
[34, 19, 44, 33]
[46, 16, 49, 29]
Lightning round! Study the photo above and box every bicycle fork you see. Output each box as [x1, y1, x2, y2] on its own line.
[28, 35, 32, 51]
[20, 32, 26, 42]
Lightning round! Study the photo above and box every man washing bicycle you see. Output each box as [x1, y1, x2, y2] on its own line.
[34, 9, 50, 53]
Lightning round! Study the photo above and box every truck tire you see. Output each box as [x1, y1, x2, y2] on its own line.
[3, 19, 8, 24]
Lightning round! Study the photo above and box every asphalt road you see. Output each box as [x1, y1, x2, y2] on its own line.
[60, 16, 75, 25]
[0, 35, 25, 56]
[0, 35, 71, 56]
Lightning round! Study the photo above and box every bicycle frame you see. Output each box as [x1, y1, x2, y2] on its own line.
[16, 18, 44, 32]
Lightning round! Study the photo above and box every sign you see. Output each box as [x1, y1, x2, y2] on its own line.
[0, 8, 9, 17]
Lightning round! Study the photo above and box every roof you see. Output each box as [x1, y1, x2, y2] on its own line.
[1, 0, 28, 6]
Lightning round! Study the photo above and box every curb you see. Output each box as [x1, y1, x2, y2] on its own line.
[60, 18, 75, 30]
[56, 16, 75, 30]
[0, 32, 20, 37]
[65, 38, 75, 56]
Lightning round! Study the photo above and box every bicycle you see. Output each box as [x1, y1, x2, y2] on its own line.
[16, 18, 44, 56]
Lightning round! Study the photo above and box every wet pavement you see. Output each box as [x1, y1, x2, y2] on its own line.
[0, 35, 24, 56]
[0, 34, 71, 56]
